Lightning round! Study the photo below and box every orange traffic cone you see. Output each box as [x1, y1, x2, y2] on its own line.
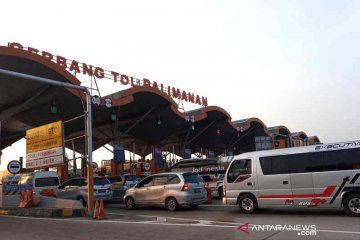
[93, 199, 99, 219]
[97, 199, 106, 220]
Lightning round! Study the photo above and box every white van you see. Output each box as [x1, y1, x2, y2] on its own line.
[223, 140, 360, 216]
[18, 171, 60, 196]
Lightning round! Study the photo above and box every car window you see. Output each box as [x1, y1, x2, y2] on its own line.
[35, 177, 59, 187]
[227, 159, 251, 183]
[137, 176, 154, 188]
[79, 179, 87, 186]
[182, 173, 203, 184]
[108, 176, 122, 183]
[167, 175, 181, 184]
[125, 175, 138, 181]
[94, 177, 110, 185]
[62, 179, 80, 187]
[153, 175, 169, 186]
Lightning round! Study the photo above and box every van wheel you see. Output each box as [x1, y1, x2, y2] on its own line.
[239, 194, 258, 214]
[166, 197, 178, 211]
[218, 187, 224, 199]
[343, 193, 360, 217]
[125, 197, 136, 210]
[77, 196, 86, 207]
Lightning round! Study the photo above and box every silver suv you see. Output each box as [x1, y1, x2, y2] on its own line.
[124, 172, 207, 211]
[55, 177, 113, 206]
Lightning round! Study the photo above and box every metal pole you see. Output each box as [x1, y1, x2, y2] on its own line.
[86, 93, 94, 214]
[0, 68, 94, 215]
[71, 140, 77, 177]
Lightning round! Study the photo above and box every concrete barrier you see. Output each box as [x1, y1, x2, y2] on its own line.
[0, 193, 85, 218]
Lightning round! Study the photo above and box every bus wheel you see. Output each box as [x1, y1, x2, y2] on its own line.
[344, 193, 360, 217]
[239, 194, 258, 214]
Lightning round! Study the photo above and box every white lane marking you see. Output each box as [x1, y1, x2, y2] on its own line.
[1, 215, 360, 235]
[106, 211, 239, 225]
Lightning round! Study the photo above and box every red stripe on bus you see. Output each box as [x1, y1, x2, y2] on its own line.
[258, 186, 336, 199]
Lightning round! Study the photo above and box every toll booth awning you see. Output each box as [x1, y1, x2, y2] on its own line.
[231, 118, 270, 153]
[0, 45, 320, 160]
[268, 125, 291, 137]
[0, 46, 88, 151]
[291, 131, 308, 140]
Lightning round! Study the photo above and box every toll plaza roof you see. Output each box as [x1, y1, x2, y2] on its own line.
[0, 45, 320, 158]
[291, 131, 308, 140]
[268, 125, 292, 137]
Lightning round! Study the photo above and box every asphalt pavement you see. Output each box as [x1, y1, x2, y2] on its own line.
[1, 200, 360, 240]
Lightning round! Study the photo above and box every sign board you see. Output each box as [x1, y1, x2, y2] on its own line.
[7, 160, 22, 174]
[26, 121, 64, 169]
[91, 162, 98, 172]
[183, 148, 191, 159]
[154, 148, 164, 167]
[114, 143, 125, 164]
[8, 42, 208, 107]
[144, 162, 151, 171]
[144, 171, 151, 177]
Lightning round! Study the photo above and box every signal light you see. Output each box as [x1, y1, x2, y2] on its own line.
[181, 182, 189, 191]
[216, 129, 221, 135]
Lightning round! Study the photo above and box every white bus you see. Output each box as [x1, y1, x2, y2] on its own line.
[223, 140, 360, 216]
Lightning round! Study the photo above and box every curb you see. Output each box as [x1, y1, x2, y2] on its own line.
[0, 208, 86, 218]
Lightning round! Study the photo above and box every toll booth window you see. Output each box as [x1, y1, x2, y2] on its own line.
[35, 177, 59, 187]
[227, 159, 251, 183]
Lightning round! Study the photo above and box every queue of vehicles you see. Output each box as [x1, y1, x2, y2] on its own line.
[2, 140, 360, 216]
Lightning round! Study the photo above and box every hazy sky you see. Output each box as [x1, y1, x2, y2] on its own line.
[1, 0, 360, 169]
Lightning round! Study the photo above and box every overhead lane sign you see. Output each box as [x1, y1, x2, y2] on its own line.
[26, 121, 64, 169]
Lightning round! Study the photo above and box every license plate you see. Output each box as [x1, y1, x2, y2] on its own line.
[193, 189, 201, 193]
[98, 189, 106, 193]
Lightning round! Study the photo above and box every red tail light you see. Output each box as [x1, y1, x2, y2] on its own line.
[108, 186, 112, 191]
[32, 188, 36, 193]
[182, 182, 189, 191]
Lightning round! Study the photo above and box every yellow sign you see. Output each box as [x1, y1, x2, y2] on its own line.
[26, 121, 63, 153]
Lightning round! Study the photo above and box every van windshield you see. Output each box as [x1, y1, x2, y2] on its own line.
[35, 177, 59, 187]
